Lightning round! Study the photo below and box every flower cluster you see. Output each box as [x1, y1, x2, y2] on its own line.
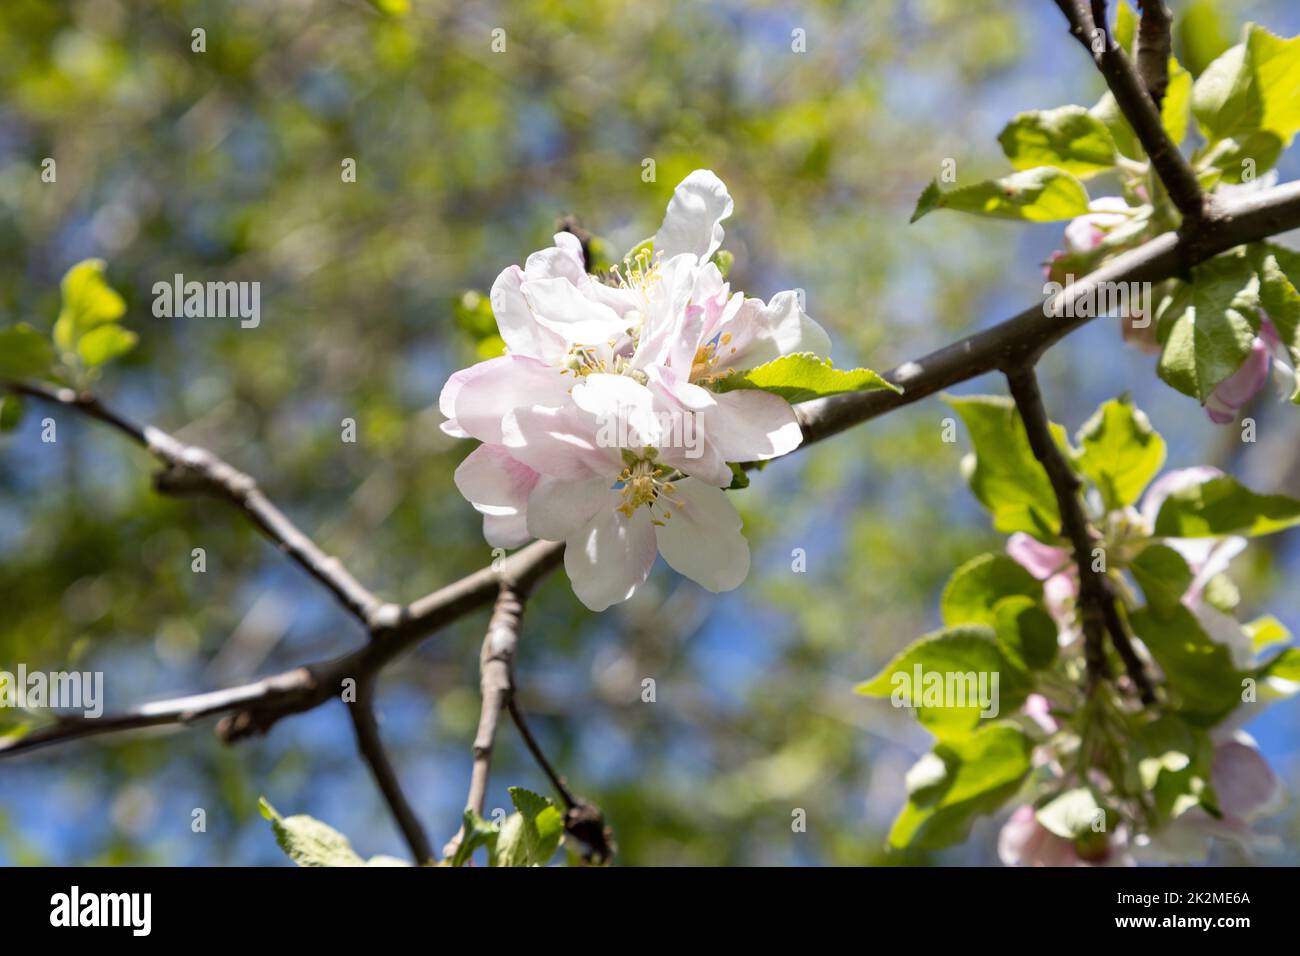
[441, 171, 832, 610]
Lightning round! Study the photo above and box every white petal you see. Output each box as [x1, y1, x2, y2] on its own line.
[654, 169, 733, 262]
[571, 373, 665, 449]
[443, 355, 569, 444]
[483, 511, 532, 549]
[490, 265, 566, 362]
[654, 478, 749, 592]
[702, 389, 803, 462]
[527, 476, 615, 542]
[501, 403, 619, 480]
[522, 277, 628, 345]
[723, 291, 832, 371]
[564, 506, 657, 611]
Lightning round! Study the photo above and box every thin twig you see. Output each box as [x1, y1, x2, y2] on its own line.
[442, 582, 525, 859]
[346, 678, 434, 864]
[1135, 0, 1173, 108]
[1004, 365, 1155, 703]
[1053, 0, 1205, 226]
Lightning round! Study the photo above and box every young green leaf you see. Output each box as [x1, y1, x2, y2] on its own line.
[494, 787, 564, 867]
[910, 167, 1090, 224]
[1129, 606, 1245, 723]
[856, 625, 1027, 739]
[1036, 787, 1104, 839]
[1129, 544, 1194, 618]
[1192, 41, 1262, 142]
[1156, 256, 1261, 403]
[940, 553, 1042, 628]
[0, 324, 56, 380]
[997, 106, 1118, 177]
[887, 723, 1032, 850]
[945, 394, 1062, 539]
[77, 324, 138, 368]
[1153, 474, 1300, 538]
[53, 259, 127, 353]
[991, 595, 1058, 673]
[258, 798, 367, 867]
[1074, 396, 1166, 510]
[1247, 25, 1300, 146]
[1161, 57, 1193, 145]
[712, 351, 898, 404]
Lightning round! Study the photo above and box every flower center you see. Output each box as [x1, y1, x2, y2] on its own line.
[615, 458, 681, 521]
[690, 333, 734, 385]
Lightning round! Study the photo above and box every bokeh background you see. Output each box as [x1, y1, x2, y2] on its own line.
[2, 0, 1300, 866]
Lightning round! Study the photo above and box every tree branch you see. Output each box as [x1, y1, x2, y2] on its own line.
[346, 678, 434, 864]
[1053, 0, 1205, 226]
[1004, 365, 1155, 703]
[508, 697, 615, 864]
[6, 381, 387, 630]
[5, 179, 1300, 759]
[1135, 1, 1173, 108]
[442, 582, 524, 859]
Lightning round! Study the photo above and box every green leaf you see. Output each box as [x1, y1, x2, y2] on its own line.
[940, 553, 1042, 628]
[1177, 0, 1234, 78]
[451, 809, 499, 867]
[1259, 647, 1300, 682]
[1114, 1, 1137, 53]
[1074, 396, 1166, 510]
[494, 787, 564, 867]
[53, 259, 126, 353]
[945, 394, 1061, 538]
[77, 324, 138, 368]
[1036, 787, 1104, 839]
[1091, 93, 1143, 160]
[1245, 614, 1291, 653]
[997, 107, 1117, 178]
[1129, 605, 1245, 723]
[856, 625, 1026, 739]
[1255, 248, 1300, 396]
[258, 798, 366, 867]
[0, 324, 56, 380]
[1207, 131, 1284, 185]
[1248, 25, 1300, 146]
[910, 167, 1090, 224]
[887, 723, 1032, 850]
[0, 394, 23, 432]
[1129, 544, 1193, 617]
[1162, 58, 1194, 146]
[1154, 474, 1300, 538]
[992, 595, 1059, 673]
[1192, 41, 1262, 142]
[1156, 256, 1260, 403]
[1133, 714, 1217, 821]
[712, 352, 898, 405]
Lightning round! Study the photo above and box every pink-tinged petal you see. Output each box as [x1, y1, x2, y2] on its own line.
[654, 169, 733, 262]
[1062, 197, 1131, 254]
[998, 805, 1083, 867]
[1006, 532, 1070, 580]
[490, 265, 566, 363]
[502, 404, 618, 480]
[1205, 336, 1271, 424]
[641, 367, 733, 486]
[631, 253, 700, 369]
[527, 476, 614, 542]
[571, 372, 669, 451]
[1024, 693, 1058, 733]
[653, 479, 749, 592]
[564, 506, 657, 611]
[444, 355, 570, 444]
[522, 277, 628, 345]
[1139, 466, 1223, 529]
[720, 291, 832, 372]
[452, 444, 540, 549]
[483, 511, 531, 549]
[1213, 732, 1282, 823]
[702, 388, 803, 462]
